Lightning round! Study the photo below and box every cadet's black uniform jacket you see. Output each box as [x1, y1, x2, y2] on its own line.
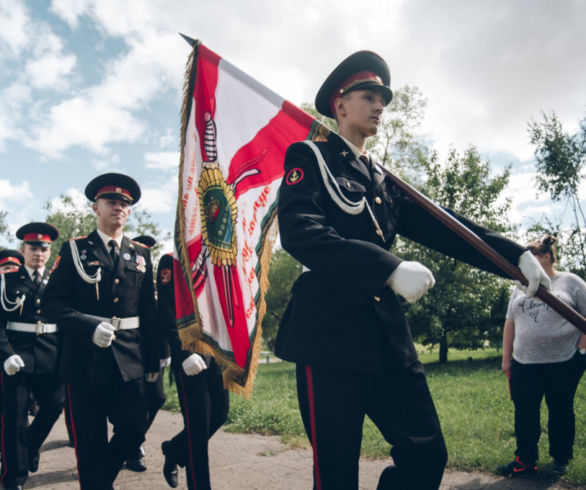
[43, 230, 158, 384]
[275, 133, 524, 372]
[0, 267, 58, 374]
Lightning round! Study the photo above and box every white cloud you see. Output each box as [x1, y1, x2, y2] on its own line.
[0, 0, 30, 58]
[25, 51, 76, 90]
[28, 94, 146, 156]
[0, 179, 42, 240]
[507, 170, 550, 224]
[47, 187, 88, 212]
[49, 0, 92, 28]
[26, 26, 185, 156]
[0, 82, 31, 149]
[389, 0, 586, 160]
[138, 175, 177, 214]
[144, 151, 179, 171]
[92, 153, 120, 171]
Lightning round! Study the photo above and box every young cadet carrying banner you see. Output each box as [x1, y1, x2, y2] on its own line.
[275, 50, 551, 490]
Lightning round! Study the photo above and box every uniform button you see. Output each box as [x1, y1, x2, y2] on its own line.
[36, 309, 41, 314]
[374, 296, 381, 302]
[346, 182, 351, 189]
[114, 278, 120, 285]
[375, 196, 382, 204]
[113, 297, 119, 303]
[36, 299, 41, 305]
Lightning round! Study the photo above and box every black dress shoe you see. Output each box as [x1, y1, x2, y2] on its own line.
[162, 441, 179, 488]
[28, 447, 40, 473]
[125, 455, 147, 472]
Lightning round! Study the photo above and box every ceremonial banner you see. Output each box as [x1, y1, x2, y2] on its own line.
[174, 41, 325, 397]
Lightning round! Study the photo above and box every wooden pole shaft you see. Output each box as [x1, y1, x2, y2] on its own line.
[383, 167, 586, 335]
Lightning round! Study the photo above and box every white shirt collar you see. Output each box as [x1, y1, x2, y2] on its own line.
[96, 228, 123, 250]
[25, 266, 45, 280]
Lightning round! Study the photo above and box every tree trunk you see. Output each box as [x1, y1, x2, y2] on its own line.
[439, 329, 448, 363]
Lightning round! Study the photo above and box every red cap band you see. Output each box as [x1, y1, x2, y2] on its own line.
[0, 257, 21, 266]
[329, 70, 383, 115]
[95, 186, 132, 201]
[23, 233, 51, 243]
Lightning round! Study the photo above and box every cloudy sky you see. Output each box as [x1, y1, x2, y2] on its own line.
[1, 0, 585, 251]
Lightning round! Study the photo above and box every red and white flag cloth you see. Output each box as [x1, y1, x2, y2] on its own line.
[174, 41, 324, 397]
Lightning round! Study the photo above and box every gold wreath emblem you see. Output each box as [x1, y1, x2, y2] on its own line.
[198, 164, 238, 266]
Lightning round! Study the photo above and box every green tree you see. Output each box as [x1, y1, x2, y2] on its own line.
[302, 85, 430, 182]
[528, 111, 586, 268]
[0, 210, 10, 244]
[44, 194, 169, 267]
[262, 248, 302, 350]
[397, 146, 514, 362]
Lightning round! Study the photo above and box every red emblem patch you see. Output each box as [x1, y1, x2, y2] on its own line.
[286, 168, 304, 185]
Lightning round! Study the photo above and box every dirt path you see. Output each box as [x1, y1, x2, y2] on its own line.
[25, 410, 568, 489]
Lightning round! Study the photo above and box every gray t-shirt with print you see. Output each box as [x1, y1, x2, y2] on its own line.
[506, 271, 586, 364]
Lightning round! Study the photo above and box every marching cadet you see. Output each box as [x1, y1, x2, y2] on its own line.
[275, 51, 550, 489]
[158, 252, 229, 490]
[43, 173, 160, 490]
[123, 235, 170, 473]
[0, 223, 64, 490]
[0, 250, 24, 274]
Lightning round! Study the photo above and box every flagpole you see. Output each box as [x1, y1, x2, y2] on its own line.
[381, 167, 586, 335]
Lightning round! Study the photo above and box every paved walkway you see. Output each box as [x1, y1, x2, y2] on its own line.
[25, 410, 568, 489]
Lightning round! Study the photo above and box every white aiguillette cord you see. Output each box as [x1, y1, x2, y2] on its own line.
[69, 239, 102, 301]
[0, 274, 26, 314]
[303, 140, 385, 242]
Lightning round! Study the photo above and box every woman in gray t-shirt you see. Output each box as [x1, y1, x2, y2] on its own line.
[498, 235, 586, 477]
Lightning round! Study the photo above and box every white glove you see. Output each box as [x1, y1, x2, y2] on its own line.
[160, 357, 172, 369]
[182, 353, 207, 376]
[92, 322, 116, 348]
[386, 261, 435, 303]
[4, 354, 25, 375]
[517, 250, 551, 297]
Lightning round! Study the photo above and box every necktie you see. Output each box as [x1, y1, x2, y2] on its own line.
[109, 239, 119, 264]
[33, 270, 41, 286]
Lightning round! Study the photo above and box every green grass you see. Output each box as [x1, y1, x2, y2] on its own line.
[163, 350, 586, 487]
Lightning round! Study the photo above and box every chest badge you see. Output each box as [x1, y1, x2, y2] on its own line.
[286, 168, 304, 186]
[123, 252, 131, 261]
[135, 255, 146, 273]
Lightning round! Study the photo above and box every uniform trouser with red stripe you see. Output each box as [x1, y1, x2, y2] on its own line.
[164, 359, 229, 490]
[296, 361, 447, 490]
[67, 375, 148, 490]
[511, 353, 586, 464]
[0, 371, 65, 488]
